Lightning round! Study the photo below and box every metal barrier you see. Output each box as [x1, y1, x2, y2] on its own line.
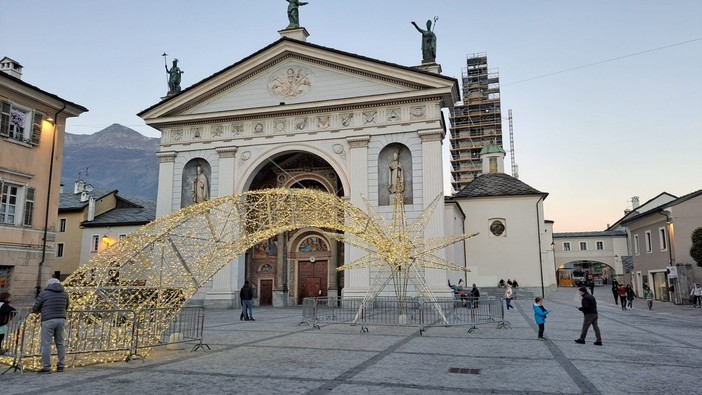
[0, 307, 33, 374]
[300, 296, 511, 334]
[130, 306, 209, 360]
[1, 306, 207, 374]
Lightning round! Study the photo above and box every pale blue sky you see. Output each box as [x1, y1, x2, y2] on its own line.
[2, 1, 700, 232]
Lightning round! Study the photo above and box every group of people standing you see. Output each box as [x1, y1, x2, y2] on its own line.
[610, 280, 638, 310]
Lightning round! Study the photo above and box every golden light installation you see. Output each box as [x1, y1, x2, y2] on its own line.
[331, 176, 476, 324]
[2, 187, 474, 370]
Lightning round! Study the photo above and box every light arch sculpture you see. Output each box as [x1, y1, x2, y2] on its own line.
[8, 188, 472, 369]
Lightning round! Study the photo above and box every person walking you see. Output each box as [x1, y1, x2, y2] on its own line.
[625, 284, 636, 310]
[533, 297, 550, 340]
[0, 291, 17, 354]
[611, 280, 620, 305]
[575, 287, 602, 346]
[240, 280, 255, 321]
[690, 283, 702, 308]
[643, 286, 654, 310]
[618, 284, 627, 310]
[469, 283, 480, 309]
[32, 278, 70, 373]
[504, 285, 514, 310]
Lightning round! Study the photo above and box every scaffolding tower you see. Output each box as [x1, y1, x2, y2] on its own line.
[448, 53, 503, 192]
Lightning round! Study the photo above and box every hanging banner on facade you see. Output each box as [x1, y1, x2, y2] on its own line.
[667, 266, 678, 279]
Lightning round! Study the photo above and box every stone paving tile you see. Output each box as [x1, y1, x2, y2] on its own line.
[348, 353, 581, 394]
[3, 289, 702, 395]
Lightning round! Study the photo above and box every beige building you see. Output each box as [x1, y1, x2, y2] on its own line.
[56, 182, 156, 279]
[621, 190, 702, 304]
[0, 58, 87, 303]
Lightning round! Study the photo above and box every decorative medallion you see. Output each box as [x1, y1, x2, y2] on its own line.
[295, 118, 308, 131]
[254, 123, 264, 134]
[267, 66, 314, 99]
[363, 111, 377, 125]
[241, 151, 251, 161]
[410, 106, 426, 120]
[171, 129, 183, 142]
[332, 144, 346, 159]
[274, 119, 286, 133]
[387, 108, 401, 122]
[191, 127, 201, 139]
[341, 113, 353, 127]
[317, 115, 330, 129]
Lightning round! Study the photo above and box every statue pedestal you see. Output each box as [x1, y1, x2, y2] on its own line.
[279, 26, 310, 42]
[415, 62, 442, 74]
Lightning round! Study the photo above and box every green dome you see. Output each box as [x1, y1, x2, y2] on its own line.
[479, 143, 505, 155]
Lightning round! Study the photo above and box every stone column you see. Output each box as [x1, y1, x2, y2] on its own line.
[343, 135, 371, 297]
[273, 232, 287, 307]
[328, 238, 339, 298]
[155, 152, 177, 218]
[206, 146, 239, 307]
[419, 129, 451, 297]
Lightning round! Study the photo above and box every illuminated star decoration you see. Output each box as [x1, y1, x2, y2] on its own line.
[330, 174, 477, 324]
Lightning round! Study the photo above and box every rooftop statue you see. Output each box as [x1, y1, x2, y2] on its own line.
[165, 58, 184, 95]
[286, 0, 308, 28]
[411, 18, 437, 63]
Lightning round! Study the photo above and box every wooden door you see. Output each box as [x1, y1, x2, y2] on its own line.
[298, 261, 328, 304]
[305, 277, 321, 299]
[260, 279, 273, 306]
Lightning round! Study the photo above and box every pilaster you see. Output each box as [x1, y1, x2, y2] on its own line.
[155, 152, 177, 218]
[344, 136, 371, 296]
[420, 130, 449, 293]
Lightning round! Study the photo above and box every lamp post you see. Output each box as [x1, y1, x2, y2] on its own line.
[36, 104, 64, 297]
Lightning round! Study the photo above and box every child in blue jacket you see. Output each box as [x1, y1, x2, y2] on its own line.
[533, 297, 550, 340]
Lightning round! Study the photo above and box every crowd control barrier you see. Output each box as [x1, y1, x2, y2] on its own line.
[0, 306, 207, 374]
[300, 296, 510, 334]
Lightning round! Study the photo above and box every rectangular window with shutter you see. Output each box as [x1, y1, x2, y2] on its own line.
[23, 186, 34, 226]
[0, 182, 19, 224]
[0, 101, 42, 145]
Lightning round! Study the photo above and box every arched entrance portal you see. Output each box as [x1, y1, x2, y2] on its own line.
[246, 152, 344, 305]
[557, 260, 615, 288]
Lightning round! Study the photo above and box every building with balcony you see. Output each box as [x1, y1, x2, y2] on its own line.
[0, 58, 87, 302]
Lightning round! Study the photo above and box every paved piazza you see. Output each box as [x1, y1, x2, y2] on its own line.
[3, 289, 701, 394]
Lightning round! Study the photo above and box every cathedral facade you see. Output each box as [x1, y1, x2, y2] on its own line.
[139, 30, 461, 306]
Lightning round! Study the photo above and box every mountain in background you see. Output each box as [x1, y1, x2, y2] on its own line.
[62, 124, 160, 200]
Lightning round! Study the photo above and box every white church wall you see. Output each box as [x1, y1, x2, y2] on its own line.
[460, 196, 552, 292]
[445, 202, 467, 285]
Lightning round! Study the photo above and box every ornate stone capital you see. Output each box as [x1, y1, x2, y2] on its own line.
[418, 130, 444, 142]
[156, 151, 177, 163]
[347, 135, 370, 149]
[216, 146, 238, 159]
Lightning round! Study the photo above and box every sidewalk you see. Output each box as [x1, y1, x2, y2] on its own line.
[3, 288, 702, 394]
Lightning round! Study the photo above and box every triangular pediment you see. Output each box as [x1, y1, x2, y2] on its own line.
[139, 38, 458, 122]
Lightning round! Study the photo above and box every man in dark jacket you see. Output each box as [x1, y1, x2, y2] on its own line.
[240, 280, 255, 321]
[32, 278, 70, 373]
[575, 287, 602, 346]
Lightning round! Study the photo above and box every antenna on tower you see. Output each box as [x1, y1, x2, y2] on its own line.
[508, 109, 518, 178]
